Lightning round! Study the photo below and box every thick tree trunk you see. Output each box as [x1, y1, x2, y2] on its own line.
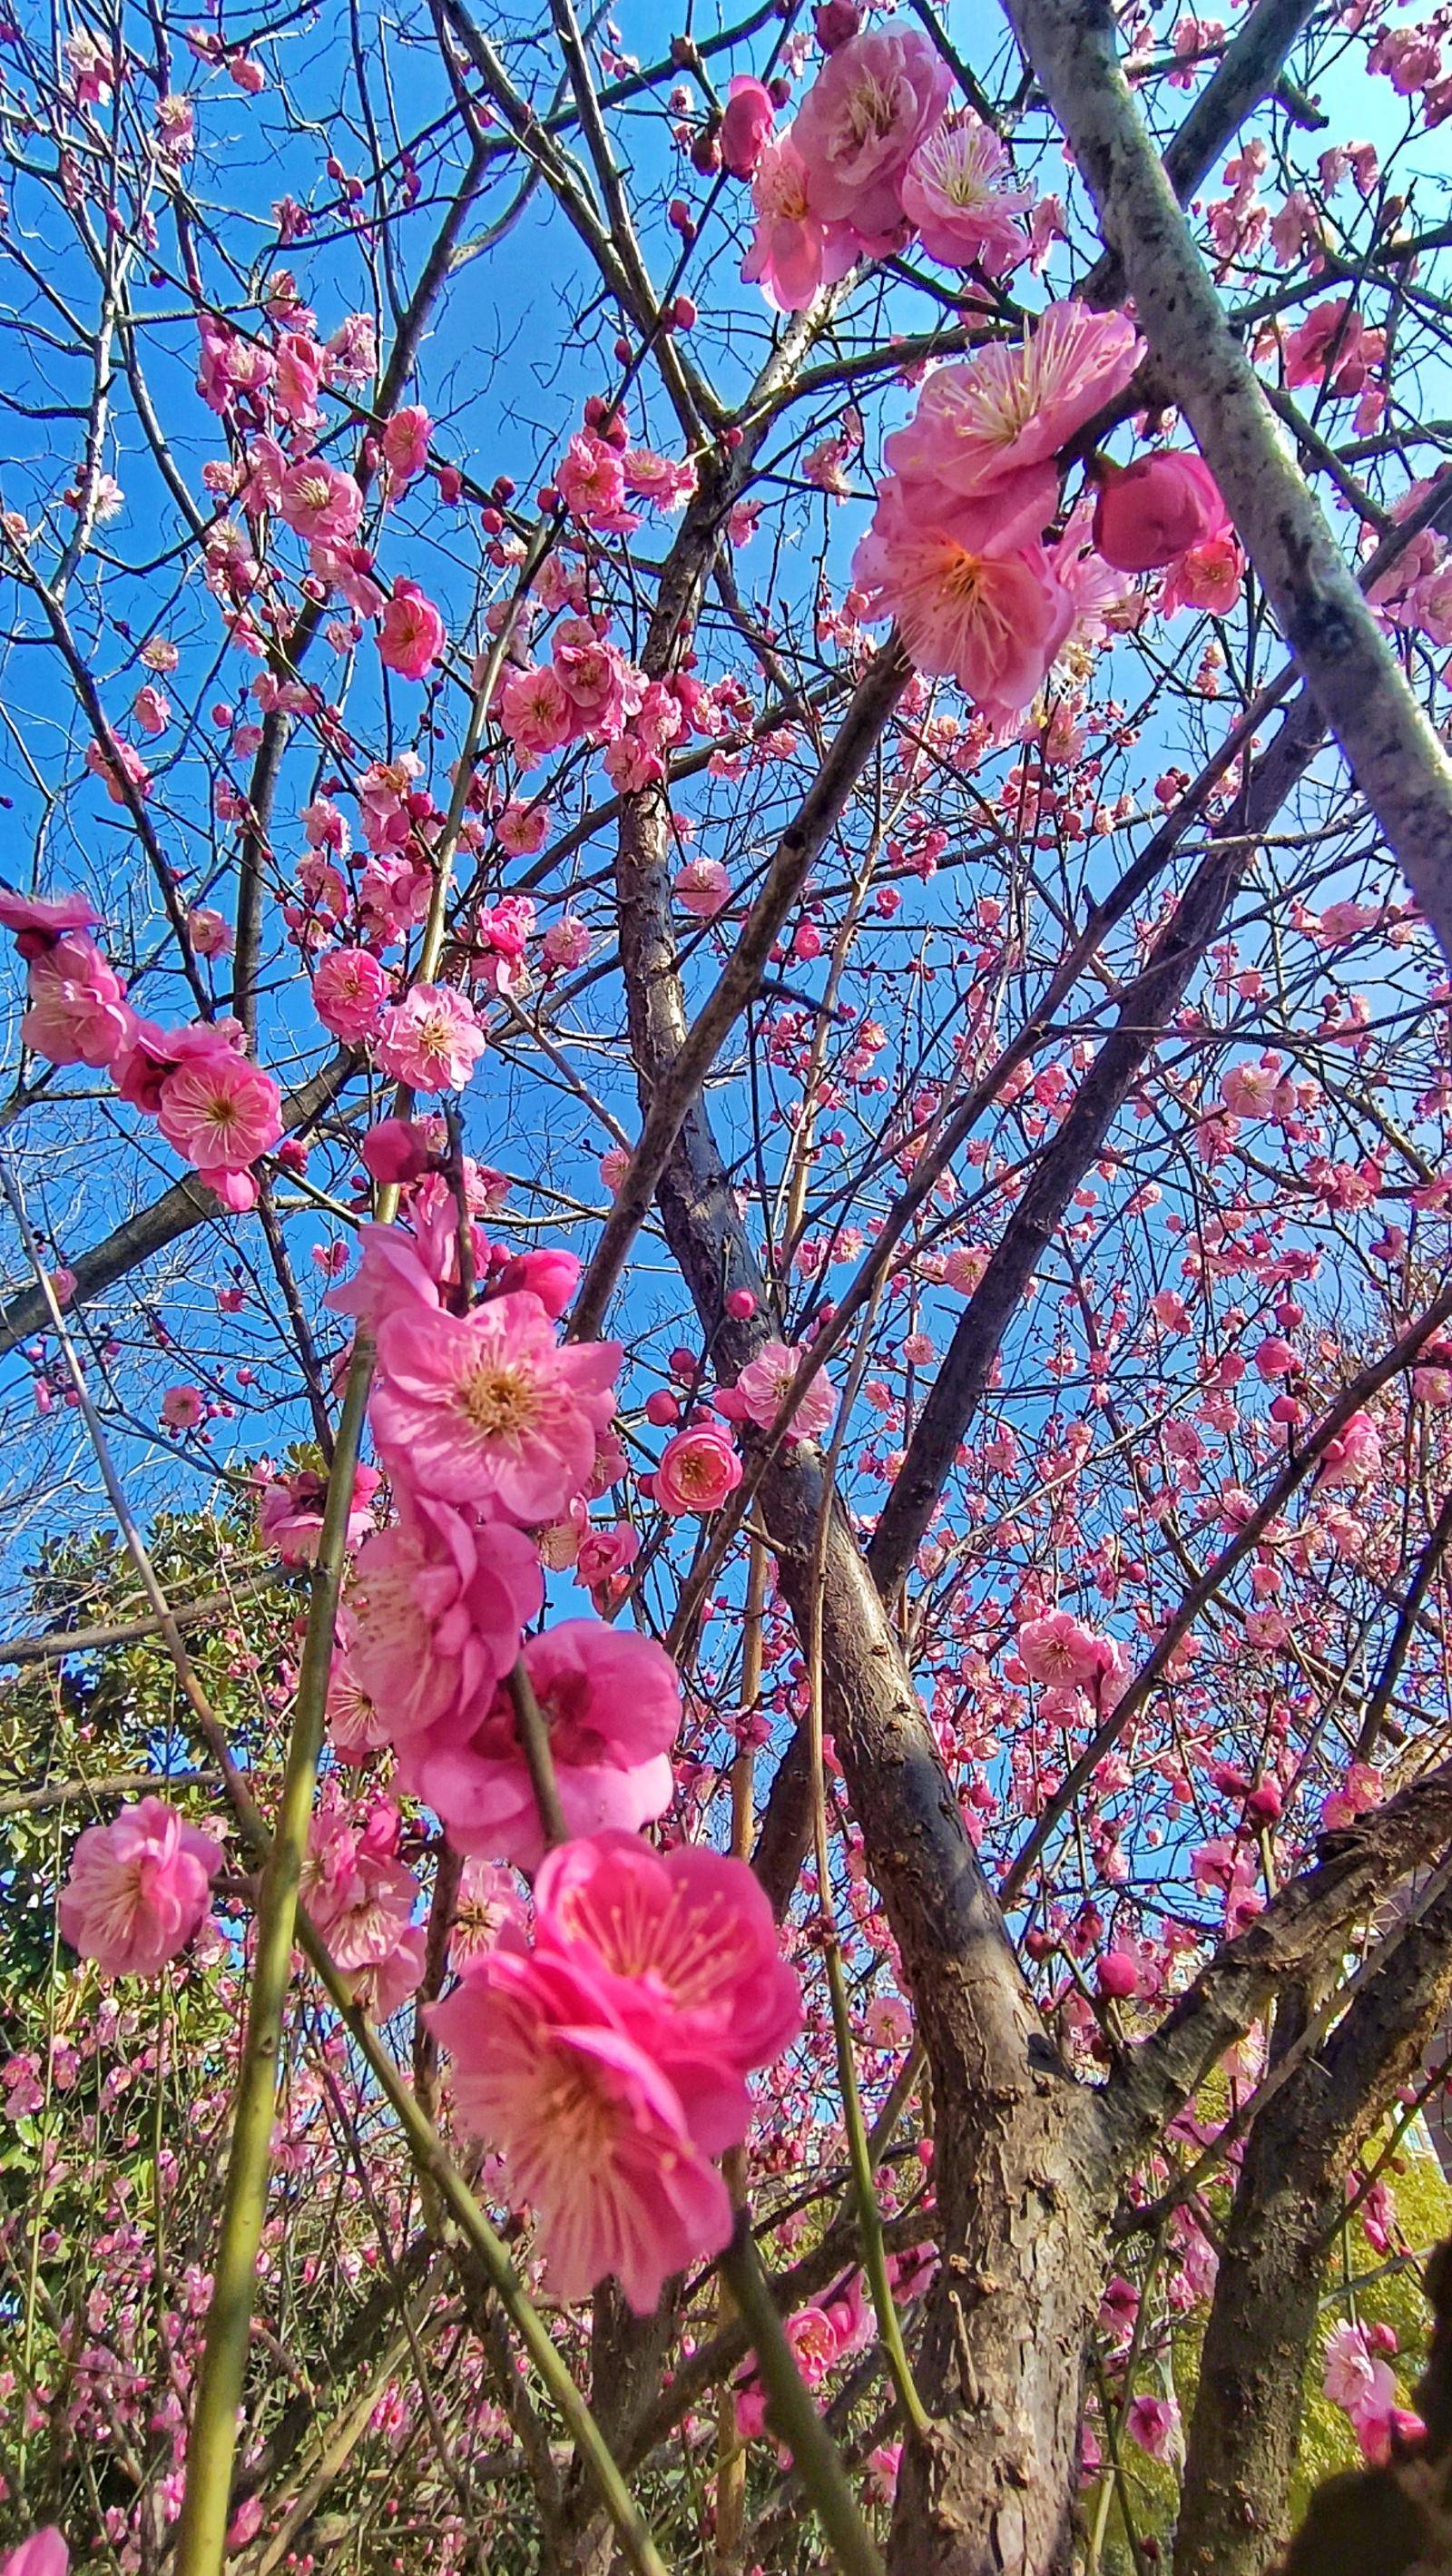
[1176, 1884, 1452, 2576]
[1172, 2069, 1331, 2576]
[888, 2083, 1108, 2576]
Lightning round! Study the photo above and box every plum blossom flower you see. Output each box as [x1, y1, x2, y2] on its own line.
[674, 857, 733, 918]
[655, 1423, 743, 1514]
[279, 460, 362, 545]
[380, 404, 432, 491]
[58, 1797, 222, 1977]
[1158, 530, 1245, 615]
[369, 1291, 621, 1519]
[791, 26, 952, 243]
[378, 580, 446, 681]
[302, 1795, 423, 2010]
[373, 982, 487, 1091]
[1016, 1608, 1104, 1687]
[156, 1047, 284, 1173]
[1324, 2319, 1378, 2411]
[0, 887, 99, 958]
[535, 1833, 802, 2143]
[259, 1461, 382, 1566]
[0, 2534, 68, 2576]
[899, 112, 1031, 273]
[881, 303, 1143, 549]
[401, 1621, 678, 1872]
[852, 501, 1074, 716]
[313, 947, 391, 1045]
[741, 132, 859, 312]
[428, 1943, 731, 2312]
[22, 935, 134, 1069]
[499, 664, 580, 762]
[450, 1858, 527, 1971]
[720, 74, 775, 179]
[1123, 2393, 1180, 2461]
[160, 1384, 205, 1431]
[348, 1493, 544, 1741]
[730, 1339, 837, 1440]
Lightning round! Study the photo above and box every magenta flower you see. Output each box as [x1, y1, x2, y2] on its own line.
[720, 74, 775, 179]
[1016, 1608, 1105, 1687]
[0, 887, 98, 958]
[378, 579, 446, 681]
[741, 132, 858, 312]
[58, 1797, 222, 1977]
[347, 1493, 544, 1741]
[852, 504, 1074, 716]
[1092, 450, 1228, 573]
[380, 403, 432, 491]
[792, 26, 952, 242]
[899, 113, 1031, 274]
[534, 1833, 802, 2149]
[0, 2533, 68, 2576]
[429, 1945, 731, 2312]
[259, 1460, 381, 1566]
[655, 1422, 743, 1515]
[156, 1046, 284, 1172]
[400, 1618, 678, 1872]
[313, 947, 391, 1044]
[21, 934, 134, 1069]
[373, 982, 486, 1091]
[882, 302, 1143, 547]
[370, 1291, 620, 1519]
[278, 458, 362, 545]
[732, 1338, 837, 1440]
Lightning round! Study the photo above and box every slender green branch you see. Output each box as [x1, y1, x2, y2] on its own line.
[720, 2214, 888, 2576]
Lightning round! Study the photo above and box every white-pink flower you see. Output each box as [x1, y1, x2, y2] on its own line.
[373, 983, 487, 1091]
[58, 1797, 222, 1977]
[370, 1291, 621, 1520]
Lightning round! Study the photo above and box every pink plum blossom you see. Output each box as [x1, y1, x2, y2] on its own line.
[674, 857, 734, 918]
[534, 1833, 802, 2145]
[731, 1339, 837, 1440]
[313, 947, 391, 1044]
[741, 133, 859, 312]
[899, 113, 1031, 273]
[498, 664, 580, 762]
[852, 506, 1074, 713]
[279, 460, 363, 545]
[259, 1461, 382, 1566]
[378, 580, 446, 680]
[882, 302, 1143, 547]
[58, 1797, 222, 1977]
[373, 983, 487, 1091]
[0, 887, 99, 957]
[428, 1943, 731, 2311]
[380, 404, 432, 490]
[156, 1047, 284, 1172]
[369, 1291, 621, 1519]
[0, 2536, 68, 2576]
[22, 935, 134, 1069]
[791, 26, 952, 243]
[348, 1493, 544, 1741]
[654, 1422, 744, 1514]
[400, 1620, 677, 1872]
[1092, 451, 1228, 573]
[1016, 1608, 1105, 1688]
[720, 74, 776, 179]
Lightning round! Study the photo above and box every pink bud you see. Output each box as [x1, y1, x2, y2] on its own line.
[1098, 1950, 1139, 2001]
[492, 1247, 582, 1320]
[814, 0, 861, 49]
[645, 1389, 681, 1427]
[719, 75, 775, 179]
[1093, 451, 1229, 575]
[726, 1286, 758, 1320]
[359, 1116, 431, 1186]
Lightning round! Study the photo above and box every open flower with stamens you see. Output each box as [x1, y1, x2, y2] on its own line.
[429, 1945, 732, 2313]
[156, 1046, 284, 1172]
[899, 112, 1031, 274]
[347, 1491, 544, 1743]
[534, 1833, 802, 2149]
[882, 300, 1143, 544]
[853, 490, 1074, 718]
[58, 1797, 222, 1977]
[370, 1292, 620, 1520]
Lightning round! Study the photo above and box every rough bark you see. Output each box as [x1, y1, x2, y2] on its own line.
[1175, 1879, 1452, 2576]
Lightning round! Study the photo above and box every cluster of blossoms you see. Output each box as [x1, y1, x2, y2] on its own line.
[196, 294, 447, 680]
[723, 21, 1031, 312]
[1323, 2317, 1424, 2463]
[851, 298, 1238, 714]
[0, 889, 283, 1210]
